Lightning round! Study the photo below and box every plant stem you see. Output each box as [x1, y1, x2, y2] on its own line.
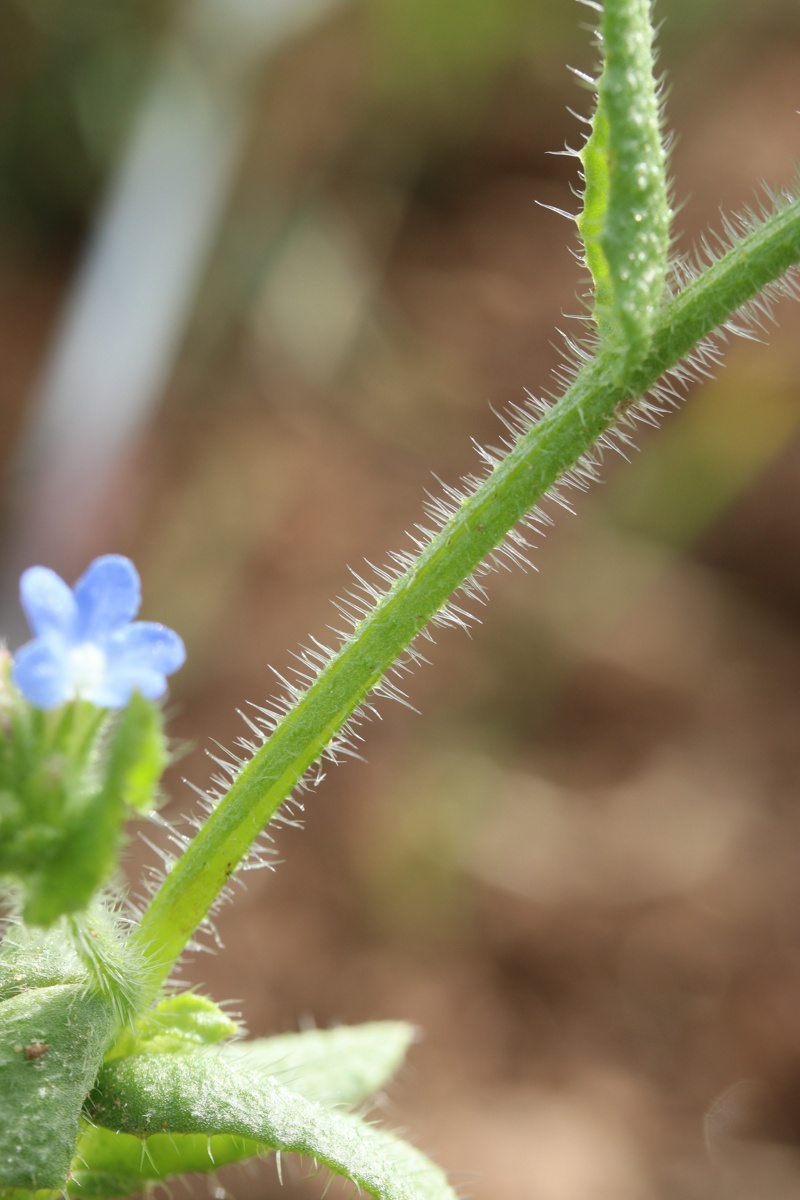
[131, 194, 800, 999]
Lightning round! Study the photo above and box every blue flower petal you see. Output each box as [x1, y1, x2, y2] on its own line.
[88, 623, 186, 706]
[13, 555, 184, 710]
[112, 622, 186, 676]
[87, 669, 139, 708]
[75, 556, 141, 640]
[12, 639, 72, 709]
[94, 665, 168, 706]
[19, 567, 77, 639]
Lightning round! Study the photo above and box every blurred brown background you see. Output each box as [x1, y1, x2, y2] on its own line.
[3, 0, 800, 1196]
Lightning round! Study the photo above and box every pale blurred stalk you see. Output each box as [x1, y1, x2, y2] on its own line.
[2, 0, 343, 636]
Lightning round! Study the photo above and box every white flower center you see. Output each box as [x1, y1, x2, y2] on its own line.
[68, 642, 107, 699]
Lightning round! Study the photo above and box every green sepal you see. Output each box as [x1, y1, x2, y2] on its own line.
[86, 1038, 455, 1200]
[106, 692, 169, 815]
[0, 700, 103, 924]
[0, 692, 169, 926]
[29, 695, 168, 926]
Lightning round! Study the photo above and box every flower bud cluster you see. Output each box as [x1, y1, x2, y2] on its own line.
[0, 556, 184, 925]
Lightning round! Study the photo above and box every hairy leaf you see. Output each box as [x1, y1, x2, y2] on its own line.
[0, 922, 86, 1002]
[0, 985, 116, 1190]
[68, 1124, 263, 1199]
[87, 1050, 456, 1199]
[71, 1022, 417, 1196]
[217, 1021, 416, 1106]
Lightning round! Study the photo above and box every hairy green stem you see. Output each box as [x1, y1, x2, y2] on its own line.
[131, 195, 800, 998]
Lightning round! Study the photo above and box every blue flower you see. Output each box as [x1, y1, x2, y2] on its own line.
[12, 555, 185, 709]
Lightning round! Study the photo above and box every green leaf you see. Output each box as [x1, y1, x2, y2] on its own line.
[72, 1023, 417, 1197]
[0, 922, 86, 1003]
[0, 985, 117, 1190]
[68, 1124, 263, 1198]
[87, 1049, 456, 1200]
[106, 992, 239, 1060]
[577, 0, 671, 372]
[217, 1020, 415, 1106]
[1, 903, 146, 1027]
